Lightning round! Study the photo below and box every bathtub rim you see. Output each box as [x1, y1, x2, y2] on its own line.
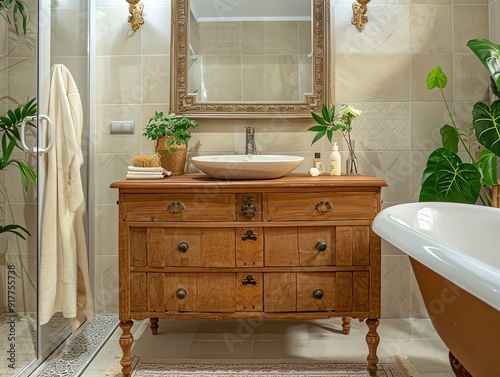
[372, 202, 500, 312]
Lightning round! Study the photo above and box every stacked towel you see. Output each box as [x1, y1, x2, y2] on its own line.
[126, 166, 172, 180]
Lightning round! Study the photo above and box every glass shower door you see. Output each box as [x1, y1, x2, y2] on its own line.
[0, 0, 89, 375]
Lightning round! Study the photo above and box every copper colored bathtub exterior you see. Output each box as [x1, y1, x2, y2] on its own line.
[411, 258, 500, 376]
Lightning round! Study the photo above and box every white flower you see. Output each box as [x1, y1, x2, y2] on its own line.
[341, 105, 362, 118]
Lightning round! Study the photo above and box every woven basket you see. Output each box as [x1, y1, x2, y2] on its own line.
[493, 181, 500, 208]
[155, 136, 187, 175]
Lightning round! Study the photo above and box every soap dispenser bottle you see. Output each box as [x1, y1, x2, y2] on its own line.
[330, 142, 341, 176]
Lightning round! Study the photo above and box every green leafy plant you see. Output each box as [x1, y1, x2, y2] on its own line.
[0, 0, 29, 35]
[419, 38, 500, 205]
[143, 111, 198, 153]
[0, 98, 37, 239]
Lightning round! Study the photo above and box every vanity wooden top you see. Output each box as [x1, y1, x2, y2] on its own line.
[110, 173, 388, 192]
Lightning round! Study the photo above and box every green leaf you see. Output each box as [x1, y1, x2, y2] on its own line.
[427, 66, 447, 90]
[440, 124, 459, 153]
[0, 224, 31, 240]
[321, 105, 331, 123]
[467, 38, 500, 94]
[477, 149, 498, 185]
[307, 125, 326, 132]
[310, 129, 326, 145]
[472, 100, 500, 157]
[419, 148, 454, 201]
[434, 154, 481, 203]
[311, 111, 329, 126]
[419, 148, 481, 204]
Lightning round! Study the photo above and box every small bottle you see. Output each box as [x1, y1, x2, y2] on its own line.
[330, 142, 341, 176]
[313, 152, 323, 174]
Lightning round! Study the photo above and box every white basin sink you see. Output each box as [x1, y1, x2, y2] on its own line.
[191, 155, 304, 180]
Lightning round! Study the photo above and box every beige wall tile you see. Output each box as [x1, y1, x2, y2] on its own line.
[410, 269, 429, 317]
[5, 251, 37, 314]
[349, 102, 411, 151]
[298, 21, 311, 54]
[411, 0, 451, 4]
[95, 56, 142, 104]
[95, 104, 143, 153]
[142, 55, 170, 104]
[335, 54, 410, 102]
[95, 153, 132, 205]
[453, 53, 489, 102]
[381, 255, 411, 318]
[335, 5, 410, 53]
[200, 22, 241, 55]
[96, 7, 141, 56]
[263, 22, 299, 55]
[491, 0, 500, 43]
[6, 57, 37, 103]
[51, 8, 88, 57]
[94, 254, 119, 314]
[94, 204, 118, 254]
[411, 102, 448, 151]
[360, 151, 411, 203]
[453, 5, 489, 52]
[410, 5, 452, 53]
[143, 4, 171, 55]
[410, 53, 453, 101]
[242, 22, 264, 54]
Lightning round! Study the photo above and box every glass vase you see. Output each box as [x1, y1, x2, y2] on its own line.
[346, 140, 359, 175]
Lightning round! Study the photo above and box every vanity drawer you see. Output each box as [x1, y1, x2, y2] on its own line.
[145, 227, 235, 267]
[266, 192, 377, 221]
[263, 226, 370, 267]
[263, 272, 353, 312]
[147, 273, 235, 313]
[121, 194, 236, 222]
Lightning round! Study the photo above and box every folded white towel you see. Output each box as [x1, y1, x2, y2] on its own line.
[126, 173, 165, 180]
[128, 166, 163, 172]
[127, 166, 172, 176]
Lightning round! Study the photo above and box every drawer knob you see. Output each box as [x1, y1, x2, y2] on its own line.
[241, 275, 257, 286]
[168, 201, 185, 213]
[176, 288, 187, 299]
[241, 197, 258, 217]
[178, 242, 189, 253]
[315, 201, 332, 213]
[313, 289, 324, 299]
[316, 241, 327, 252]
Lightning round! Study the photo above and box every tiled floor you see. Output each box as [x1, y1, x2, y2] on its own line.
[82, 318, 453, 376]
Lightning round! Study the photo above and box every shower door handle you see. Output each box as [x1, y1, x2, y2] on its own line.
[20, 115, 55, 154]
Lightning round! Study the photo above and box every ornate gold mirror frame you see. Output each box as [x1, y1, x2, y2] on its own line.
[170, 0, 331, 119]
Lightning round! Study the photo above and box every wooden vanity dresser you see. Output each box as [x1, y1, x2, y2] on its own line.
[111, 174, 387, 376]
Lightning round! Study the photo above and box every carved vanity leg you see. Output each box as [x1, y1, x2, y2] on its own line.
[449, 351, 473, 377]
[365, 318, 380, 376]
[341, 317, 352, 335]
[119, 320, 134, 377]
[150, 317, 159, 335]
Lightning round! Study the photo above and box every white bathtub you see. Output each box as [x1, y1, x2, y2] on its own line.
[373, 202, 500, 376]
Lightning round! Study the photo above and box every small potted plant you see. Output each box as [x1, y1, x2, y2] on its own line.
[143, 111, 198, 175]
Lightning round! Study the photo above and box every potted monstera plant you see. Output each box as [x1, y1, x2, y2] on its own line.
[419, 38, 500, 207]
[0, 98, 37, 239]
[143, 111, 198, 175]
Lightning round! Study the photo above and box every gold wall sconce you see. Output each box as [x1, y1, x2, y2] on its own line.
[352, 0, 370, 31]
[126, 0, 144, 32]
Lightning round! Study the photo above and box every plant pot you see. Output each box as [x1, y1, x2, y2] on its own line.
[493, 180, 500, 208]
[155, 136, 187, 175]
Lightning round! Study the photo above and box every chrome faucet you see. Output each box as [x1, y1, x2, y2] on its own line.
[245, 126, 255, 156]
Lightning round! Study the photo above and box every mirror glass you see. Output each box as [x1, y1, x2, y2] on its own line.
[170, 0, 330, 118]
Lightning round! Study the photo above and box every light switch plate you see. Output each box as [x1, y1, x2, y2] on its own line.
[109, 121, 134, 134]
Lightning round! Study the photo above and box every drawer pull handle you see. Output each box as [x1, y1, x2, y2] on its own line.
[241, 275, 257, 286]
[178, 242, 189, 253]
[176, 288, 187, 299]
[241, 197, 258, 217]
[313, 289, 324, 299]
[316, 241, 327, 252]
[315, 201, 332, 213]
[241, 230, 258, 241]
[168, 202, 185, 213]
